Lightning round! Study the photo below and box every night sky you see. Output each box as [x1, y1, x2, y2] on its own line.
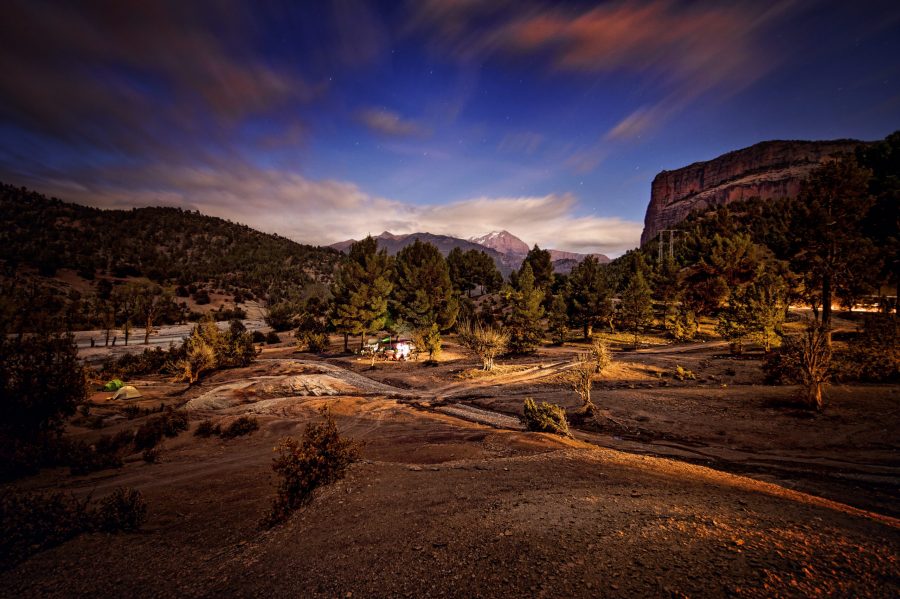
[1, 1, 899, 256]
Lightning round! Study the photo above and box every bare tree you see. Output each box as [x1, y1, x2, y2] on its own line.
[783, 320, 831, 411]
[571, 353, 598, 415]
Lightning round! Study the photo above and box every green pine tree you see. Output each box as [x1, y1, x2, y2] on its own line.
[331, 236, 393, 352]
[504, 263, 545, 353]
[619, 270, 654, 349]
[391, 240, 459, 332]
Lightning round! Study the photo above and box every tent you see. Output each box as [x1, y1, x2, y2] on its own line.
[103, 378, 125, 392]
[112, 385, 143, 400]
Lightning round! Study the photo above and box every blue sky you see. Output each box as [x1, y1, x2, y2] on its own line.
[1, 0, 899, 256]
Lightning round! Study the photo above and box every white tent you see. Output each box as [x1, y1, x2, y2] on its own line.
[112, 385, 143, 400]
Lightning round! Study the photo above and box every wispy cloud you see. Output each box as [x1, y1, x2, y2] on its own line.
[408, 0, 801, 142]
[357, 108, 430, 137]
[12, 160, 641, 257]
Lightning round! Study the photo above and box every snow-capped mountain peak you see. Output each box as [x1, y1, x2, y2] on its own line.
[469, 230, 530, 255]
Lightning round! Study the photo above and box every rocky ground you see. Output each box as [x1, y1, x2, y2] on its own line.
[2, 334, 898, 597]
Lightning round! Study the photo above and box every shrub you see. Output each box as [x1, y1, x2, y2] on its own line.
[295, 329, 329, 353]
[219, 416, 259, 439]
[666, 306, 697, 341]
[68, 431, 133, 475]
[252, 330, 267, 343]
[570, 354, 597, 415]
[262, 407, 360, 527]
[0, 487, 146, 568]
[675, 365, 696, 381]
[837, 314, 899, 382]
[194, 419, 221, 438]
[522, 398, 569, 437]
[142, 447, 160, 464]
[93, 487, 147, 532]
[456, 320, 509, 371]
[266, 331, 281, 344]
[104, 346, 179, 378]
[229, 319, 247, 336]
[133, 409, 188, 450]
[412, 324, 442, 363]
[170, 327, 216, 385]
[589, 336, 612, 372]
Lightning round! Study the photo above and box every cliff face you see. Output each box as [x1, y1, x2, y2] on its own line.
[640, 139, 866, 245]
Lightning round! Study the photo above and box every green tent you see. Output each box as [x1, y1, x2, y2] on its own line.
[103, 378, 125, 392]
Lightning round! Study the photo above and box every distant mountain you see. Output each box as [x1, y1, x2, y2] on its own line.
[330, 231, 515, 276]
[333, 230, 610, 275]
[469, 230, 529, 256]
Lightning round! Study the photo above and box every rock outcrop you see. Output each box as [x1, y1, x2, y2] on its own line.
[640, 139, 867, 245]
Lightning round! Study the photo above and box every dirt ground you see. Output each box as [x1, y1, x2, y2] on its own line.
[2, 335, 899, 597]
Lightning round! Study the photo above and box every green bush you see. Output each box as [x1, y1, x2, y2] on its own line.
[266, 331, 281, 344]
[262, 408, 359, 527]
[522, 398, 569, 437]
[219, 416, 259, 439]
[251, 330, 267, 343]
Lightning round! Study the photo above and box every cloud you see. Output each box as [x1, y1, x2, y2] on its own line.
[408, 0, 801, 140]
[0, 1, 321, 160]
[10, 159, 641, 257]
[357, 108, 430, 137]
[498, 132, 544, 155]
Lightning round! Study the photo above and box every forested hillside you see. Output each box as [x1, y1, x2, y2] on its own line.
[0, 183, 340, 332]
[0, 183, 339, 290]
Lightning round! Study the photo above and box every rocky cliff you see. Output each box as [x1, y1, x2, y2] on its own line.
[640, 139, 867, 245]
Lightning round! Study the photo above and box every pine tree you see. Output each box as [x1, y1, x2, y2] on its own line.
[391, 240, 458, 332]
[567, 256, 613, 339]
[619, 270, 654, 349]
[790, 156, 875, 341]
[521, 245, 554, 292]
[547, 293, 569, 344]
[331, 236, 394, 352]
[504, 263, 545, 353]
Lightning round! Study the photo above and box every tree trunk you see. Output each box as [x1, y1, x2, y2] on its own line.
[343, 333, 349, 353]
[144, 317, 152, 344]
[822, 272, 832, 347]
[583, 322, 592, 340]
[806, 382, 824, 411]
[360, 332, 365, 351]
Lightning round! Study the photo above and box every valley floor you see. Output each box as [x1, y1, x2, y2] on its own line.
[3, 338, 898, 597]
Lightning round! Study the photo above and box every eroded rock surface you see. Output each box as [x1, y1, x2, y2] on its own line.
[641, 139, 867, 245]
